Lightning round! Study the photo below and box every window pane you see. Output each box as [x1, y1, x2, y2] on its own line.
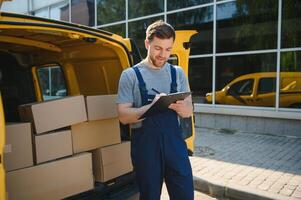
[167, 0, 212, 11]
[97, 0, 125, 25]
[37, 66, 67, 101]
[280, 51, 301, 109]
[281, 0, 301, 48]
[188, 57, 212, 104]
[128, 0, 163, 19]
[50, 1, 69, 22]
[217, 0, 278, 53]
[167, 6, 213, 55]
[208, 53, 277, 107]
[34, 8, 49, 18]
[71, 0, 95, 26]
[100, 24, 126, 37]
[128, 16, 164, 58]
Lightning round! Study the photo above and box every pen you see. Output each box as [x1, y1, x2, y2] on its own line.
[151, 88, 161, 94]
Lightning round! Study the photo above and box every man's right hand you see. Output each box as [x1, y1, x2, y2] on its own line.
[152, 93, 166, 105]
[117, 103, 152, 124]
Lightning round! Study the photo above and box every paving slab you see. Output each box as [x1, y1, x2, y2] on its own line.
[191, 127, 301, 200]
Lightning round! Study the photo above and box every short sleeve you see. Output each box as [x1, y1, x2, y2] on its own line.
[177, 67, 190, 92]
[116, 69, 135, 104]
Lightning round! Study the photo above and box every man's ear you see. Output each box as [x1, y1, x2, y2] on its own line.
[145, 39, 149, 50]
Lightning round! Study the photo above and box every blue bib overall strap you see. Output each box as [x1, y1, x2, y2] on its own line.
[131, 64, 194, 200]
[133, 66, 148, 105]
[133, 66, 155, 104]
[170, 64, 178, 93]
[133, 64, 178, 105]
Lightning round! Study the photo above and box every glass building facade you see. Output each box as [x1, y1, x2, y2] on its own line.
[7, 0, 301, 114]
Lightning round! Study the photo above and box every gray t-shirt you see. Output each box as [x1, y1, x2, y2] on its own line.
[116, 61, 190, 127]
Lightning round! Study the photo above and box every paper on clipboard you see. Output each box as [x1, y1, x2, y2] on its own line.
[139, 91, 191, 119]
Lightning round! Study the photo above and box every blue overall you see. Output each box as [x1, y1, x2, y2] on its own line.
[131, 65, 194, 200]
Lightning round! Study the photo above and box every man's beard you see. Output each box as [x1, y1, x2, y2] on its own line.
[149, 54, 166, 68]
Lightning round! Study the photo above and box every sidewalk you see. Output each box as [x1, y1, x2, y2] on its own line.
[191, 127, 301, 200]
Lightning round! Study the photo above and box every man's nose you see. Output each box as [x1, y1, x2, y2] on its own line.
[160, 50, 168, 58]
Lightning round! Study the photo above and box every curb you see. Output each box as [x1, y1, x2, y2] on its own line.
[193, 176, 295, 200]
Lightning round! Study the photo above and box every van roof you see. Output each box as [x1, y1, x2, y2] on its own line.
[236, 72, 301, 80]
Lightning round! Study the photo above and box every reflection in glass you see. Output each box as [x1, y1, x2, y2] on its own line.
[188, 57, 212, 104]
[34, 8, 49, 18]
[50, 1, 69, 22]
[258, 77, 276, 94]
[128, 0, 163, 19]
[281, 0, 301, 48]
[205, 53, 277, 107]
[97, 0, 125, 25]
[230, 79, 254, 95]
[71, 0, 95, 26]
[280, 51, 301, 109]
[100, 24, 126, 37]
[167, 0, 212, 11]
[216, 0, 278, 53]
[168, 6, 213, 55]
[128, 17, 164, 58]
[216, 53, 276, 90]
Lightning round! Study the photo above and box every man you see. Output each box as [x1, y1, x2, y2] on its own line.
[116, 20, 194, 200]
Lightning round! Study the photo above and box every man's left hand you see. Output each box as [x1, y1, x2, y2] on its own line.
[168, 96, 193, 118]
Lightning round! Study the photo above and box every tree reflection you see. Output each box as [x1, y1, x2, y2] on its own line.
[97, 0, 125, 25]
[128, 0, 163, 19]
[234, 0, 278, 50]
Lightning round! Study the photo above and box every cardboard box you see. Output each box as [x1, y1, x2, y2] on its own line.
[4, 123, 33, 171]
[92, 141, 133, 182]
[19, 95, 87, 134]
[71, 118, 121, 153]
[6, 153, 94, 200]
[34, 130, 73, 164]
[85, 95, 117, 121]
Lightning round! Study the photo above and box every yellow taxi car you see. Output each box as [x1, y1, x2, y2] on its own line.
[206, 72, 301, 108]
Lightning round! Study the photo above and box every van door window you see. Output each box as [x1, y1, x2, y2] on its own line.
[168, 54, 179, 66]
[228, 79, 254, 96]
[258, 77, 276, 94]
[37, 65, 67, 101]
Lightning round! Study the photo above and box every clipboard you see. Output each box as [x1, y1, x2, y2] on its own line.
[139, 91, 192, 119]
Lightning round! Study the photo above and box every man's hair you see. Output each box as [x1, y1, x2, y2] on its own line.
[146, 20, 175, 42]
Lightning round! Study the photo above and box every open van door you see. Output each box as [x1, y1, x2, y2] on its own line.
[171, 30, 197, 155]
[0, 2, 10, 199]
[0, 92, 6, 200]
[172, 30, 197, 75]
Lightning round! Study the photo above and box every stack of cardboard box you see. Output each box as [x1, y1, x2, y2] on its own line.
[4, 95, 133, 199]
[84, 95, 133, 183]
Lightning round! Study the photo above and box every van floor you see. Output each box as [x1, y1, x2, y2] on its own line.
[65, 172, 138, 200]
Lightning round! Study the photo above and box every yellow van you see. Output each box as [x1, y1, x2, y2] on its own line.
[206, 72, 301, 108]
[0, 10, 196, 199]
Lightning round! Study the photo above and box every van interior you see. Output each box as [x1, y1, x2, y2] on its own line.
[0, 26, 129, 122]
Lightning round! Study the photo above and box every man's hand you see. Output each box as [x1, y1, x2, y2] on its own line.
[117, 103, 149, 124]
[152, 93, 166, 104]
[168, 95, 193, 118]
[117, 93, 167, 125]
